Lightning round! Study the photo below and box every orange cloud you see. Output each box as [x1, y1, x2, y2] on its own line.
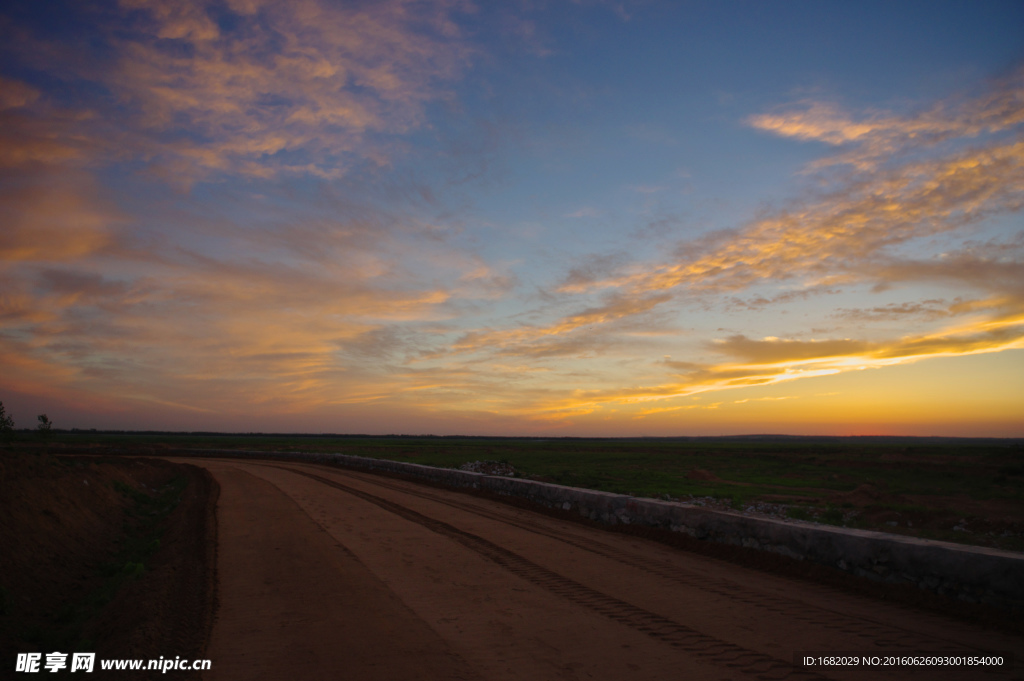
[450, 292, 671, 357]
[0, 173, 118, 262]
[749, 68, 1024, 169]
[611, 139, 1024, 297]
[102, 0, 472, 180]
[0, 1, 472, 186]
[0, 98, 99, 169]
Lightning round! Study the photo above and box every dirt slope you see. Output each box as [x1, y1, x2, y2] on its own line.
[0, 450, 217, 679]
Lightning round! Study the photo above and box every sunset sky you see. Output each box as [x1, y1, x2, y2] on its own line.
[1, 0, 1022, 436]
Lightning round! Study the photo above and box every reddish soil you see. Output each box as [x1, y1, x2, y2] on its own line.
[184, 457, 1021, 681]
[200, 464, 476, 681]
[685, 468, 723, 482]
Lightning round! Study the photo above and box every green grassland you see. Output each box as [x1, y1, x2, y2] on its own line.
[9, 431, 1024, 551]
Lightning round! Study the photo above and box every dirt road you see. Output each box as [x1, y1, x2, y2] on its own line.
[183, 458, 1022, 681]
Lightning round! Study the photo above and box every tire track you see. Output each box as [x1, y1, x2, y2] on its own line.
[323, 465, 984, 654]
[275, 464, 830, 681]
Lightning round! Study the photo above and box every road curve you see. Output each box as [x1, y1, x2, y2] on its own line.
[178, 457, 1022, 681]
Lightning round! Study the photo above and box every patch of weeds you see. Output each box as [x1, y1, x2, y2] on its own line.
[121, 561, 146, 579]
[786, 507, 812, 521]
[877, 502, 931, 514]
[840, 514, 862, 529]
[113, 479, 148, 504]
[552, 468, 575, 485]
[820, 506, 845, 526]
[995, 465, 1024, 484]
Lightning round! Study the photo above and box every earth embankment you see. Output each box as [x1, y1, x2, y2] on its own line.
[0, 450, 217, 679]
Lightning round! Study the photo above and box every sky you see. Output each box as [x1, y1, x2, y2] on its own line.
[1, 0, 1022, 436]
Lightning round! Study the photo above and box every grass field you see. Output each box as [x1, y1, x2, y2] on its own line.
[6, 431, 1023, 551]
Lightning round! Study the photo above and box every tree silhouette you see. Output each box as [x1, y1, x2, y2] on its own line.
[0, 401, 13, 437]
[37, 414, 52, 438]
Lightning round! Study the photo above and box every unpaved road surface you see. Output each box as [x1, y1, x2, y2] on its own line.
[182, 458, 1022, 681]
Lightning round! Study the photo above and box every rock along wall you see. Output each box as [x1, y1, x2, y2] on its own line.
[173, 448, 1024, 611]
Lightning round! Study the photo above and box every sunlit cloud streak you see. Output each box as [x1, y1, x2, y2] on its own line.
[529, 316, 1024, 418]
[749, 69, 1024, 169]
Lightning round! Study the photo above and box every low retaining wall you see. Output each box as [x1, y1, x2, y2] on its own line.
[173, 448, 1024, 611]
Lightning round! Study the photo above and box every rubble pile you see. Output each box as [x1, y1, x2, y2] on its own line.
[459, 460, 518, 477]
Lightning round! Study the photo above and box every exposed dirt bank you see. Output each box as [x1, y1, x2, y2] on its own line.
[0, 449, 217, 679]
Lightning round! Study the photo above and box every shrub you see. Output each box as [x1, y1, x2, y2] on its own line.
[786, 506, 812, 521]
[821, 506, 845, 525]
[37, 414, 52, 438]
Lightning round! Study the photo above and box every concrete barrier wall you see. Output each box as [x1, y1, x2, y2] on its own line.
[172, 448, 1024, 610]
